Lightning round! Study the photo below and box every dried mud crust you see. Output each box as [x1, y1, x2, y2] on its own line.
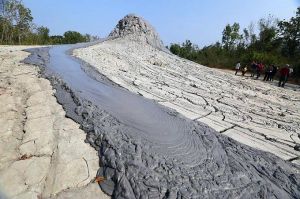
[74, 38, 300, 164]
[0, 46, 109, 199]
[23, 46, 300, 199]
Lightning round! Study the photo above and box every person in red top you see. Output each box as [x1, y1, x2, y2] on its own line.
[256, 62, 264, 79]
[278, 64, 290, 87]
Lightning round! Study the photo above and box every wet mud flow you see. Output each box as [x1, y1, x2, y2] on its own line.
[49, 45, 187, 145]
[25, 44, 300, 199]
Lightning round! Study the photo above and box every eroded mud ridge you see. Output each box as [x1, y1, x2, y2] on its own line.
[23, 46, 300, 199]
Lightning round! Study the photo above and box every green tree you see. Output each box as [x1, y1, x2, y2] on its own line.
[222, 23, 242, 51]
[1, 0, 18, 44]
[278, 7, 300, 58]
[50, 35, 64, 44]
[222, 24, 232, 50]
[63, 31, 86, 44]
[243, 28, 250, 46]
[0, 0, 33, 44]
[0, 0, 91, 45]
[170, 43, 181, 55]
[37, 26, 49, 44]
[256, 16, 278, 52]
[15, 2, 33, 44]
[180, 40, 193, 57]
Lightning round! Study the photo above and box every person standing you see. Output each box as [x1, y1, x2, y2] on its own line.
[278, 64, 290, 87]
[288, 66, 294, 78]
[235, 61, 241, 75]
[270, 65, 277, 81]
[267, 65, 274, 81]
[263, 65, 273, 81]
[289, 66, 294, 75]
[263, 65, 270, 81]
[242, 65, 248, 76]
[251, 61, 257, 77]
[256, 62, 264, 79]
[285, 65, 294, 85]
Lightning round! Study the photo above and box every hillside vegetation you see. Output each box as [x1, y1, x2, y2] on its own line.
[0, 0, 97, 45]
[169, 8, 300, 82]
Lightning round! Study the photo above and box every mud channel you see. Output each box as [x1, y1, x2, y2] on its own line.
[23, 43, 300, 199]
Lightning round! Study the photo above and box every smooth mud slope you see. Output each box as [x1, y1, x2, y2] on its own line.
[26, 15, 300, 199]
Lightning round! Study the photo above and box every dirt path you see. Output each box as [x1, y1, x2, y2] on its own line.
[0, 46, 109, 199]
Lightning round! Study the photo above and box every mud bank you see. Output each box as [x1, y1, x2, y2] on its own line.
[23, 44, 300, 199]
[75, 38, 300, 163]
[0, 46, 109, 199]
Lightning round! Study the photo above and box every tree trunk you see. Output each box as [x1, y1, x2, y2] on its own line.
[1, 24, 5, 44]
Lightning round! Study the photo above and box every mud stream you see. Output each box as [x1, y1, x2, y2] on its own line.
[25, 44, 300, 199]
[48, 45, 190, 149]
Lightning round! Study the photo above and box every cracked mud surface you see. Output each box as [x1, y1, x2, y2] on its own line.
[0, 46, 109, 199]
[73, 16, 300, 195]
[74, 38, 300, 164]
[19, 41, 300, 198]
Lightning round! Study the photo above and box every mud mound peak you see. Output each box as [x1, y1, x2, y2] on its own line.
[108, 14, 166, 50]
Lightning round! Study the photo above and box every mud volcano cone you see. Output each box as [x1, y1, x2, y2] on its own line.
[108, 14, 166, 50]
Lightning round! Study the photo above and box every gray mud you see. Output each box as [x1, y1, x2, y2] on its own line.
[23, 44, 300, 199]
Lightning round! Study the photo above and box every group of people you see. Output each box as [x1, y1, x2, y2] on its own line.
[235, 61, 293, 88]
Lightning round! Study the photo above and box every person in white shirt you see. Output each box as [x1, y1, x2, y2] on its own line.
[285, 65, 293, 84]
[235, 61, 241, 75]
[289, 67, 293, 75]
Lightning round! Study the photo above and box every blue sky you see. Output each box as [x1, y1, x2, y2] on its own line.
[23, 0, 300, 47]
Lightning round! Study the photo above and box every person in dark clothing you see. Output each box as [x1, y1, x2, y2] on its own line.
[278, 64, 290, 87]
[267, 65, 274, 81]
[263, 65, 271, 81]
[263, 65, 274, 81]
[269, 65, 277, 81]
[256, 63, 263, 79]
[242, 65, 248, 76]
[251, 61, 257, 77]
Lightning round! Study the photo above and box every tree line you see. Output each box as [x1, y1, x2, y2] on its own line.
[169, 8, 300, 82]
[0, 0, 97, 45]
